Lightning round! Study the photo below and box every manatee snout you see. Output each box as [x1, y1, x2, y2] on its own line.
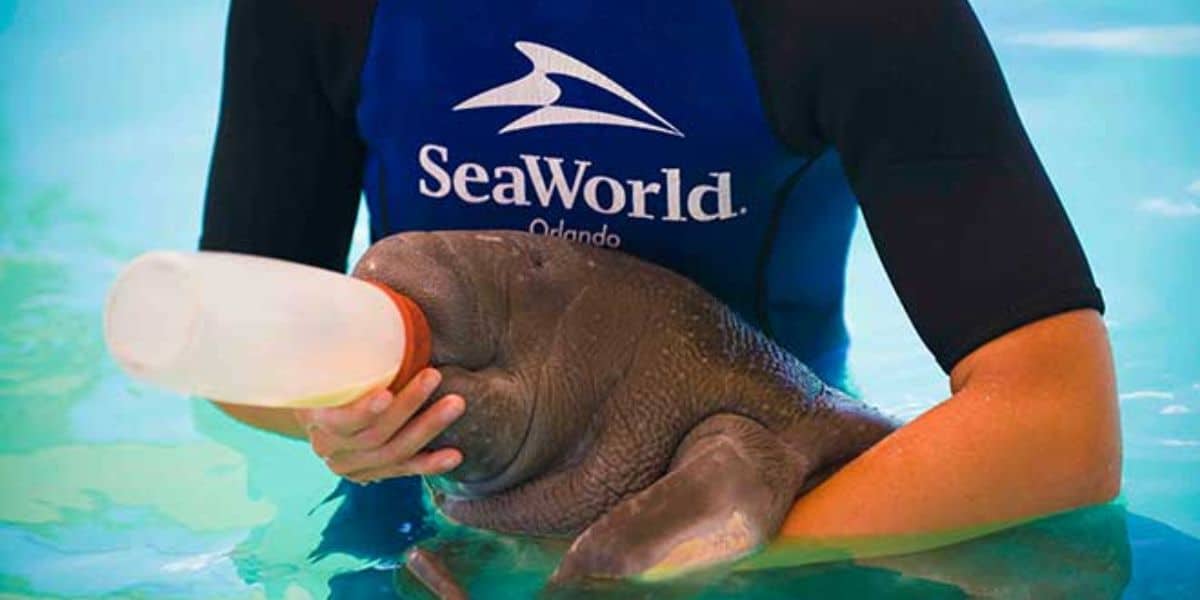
[353, 232, 507, 369]
[352, 233, 539, 490]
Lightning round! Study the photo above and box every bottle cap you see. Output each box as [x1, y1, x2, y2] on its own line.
[364, 281, 432, 391]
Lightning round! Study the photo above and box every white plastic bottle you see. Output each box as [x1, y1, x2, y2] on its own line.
[103, 251, 430, 408]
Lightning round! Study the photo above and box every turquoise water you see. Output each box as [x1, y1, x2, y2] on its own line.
[1, 1, 1198, 597]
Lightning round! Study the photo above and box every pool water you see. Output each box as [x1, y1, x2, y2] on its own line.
[2, 1, 1198, 598]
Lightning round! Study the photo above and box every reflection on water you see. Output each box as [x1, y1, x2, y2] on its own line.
[321, 486, 1200, 599]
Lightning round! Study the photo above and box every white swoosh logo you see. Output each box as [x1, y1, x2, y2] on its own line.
[453, 41, 684, 137]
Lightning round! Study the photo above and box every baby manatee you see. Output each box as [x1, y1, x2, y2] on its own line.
[352, 230, 894, 591]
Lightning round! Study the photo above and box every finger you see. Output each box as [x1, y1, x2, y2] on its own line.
[308, 369, 444, 460]
[307, 425, 344, 459]
[326, 394, 465, 476]
[344, 448, 464, 484]
[301, 387, 393, 437]
[342, 368, 444, 452]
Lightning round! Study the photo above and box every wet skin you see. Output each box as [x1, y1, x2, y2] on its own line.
[352, 231, 894, 586]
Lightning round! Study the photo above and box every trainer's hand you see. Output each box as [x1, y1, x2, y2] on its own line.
[295, 368, 465, 484]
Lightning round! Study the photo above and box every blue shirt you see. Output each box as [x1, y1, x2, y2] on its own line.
[358, 0, 857, 382]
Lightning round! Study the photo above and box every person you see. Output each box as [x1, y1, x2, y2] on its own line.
[200, 0, 1120, 545]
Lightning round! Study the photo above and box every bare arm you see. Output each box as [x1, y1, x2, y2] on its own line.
[213, 402, 308, 439]
[780, 309, 1121, 542]
[212, 368, 466, 481]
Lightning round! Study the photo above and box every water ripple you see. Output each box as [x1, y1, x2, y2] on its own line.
[1121, 390, 1176, 401]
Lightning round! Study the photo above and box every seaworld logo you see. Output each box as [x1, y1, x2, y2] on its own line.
[452, 41, 684, 137]
[412, 41, 747, 246]
[417, 144, 740, 224]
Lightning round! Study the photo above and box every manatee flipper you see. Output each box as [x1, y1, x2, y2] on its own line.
[550, 414, 811, 583]
[404, 547, 468, 600]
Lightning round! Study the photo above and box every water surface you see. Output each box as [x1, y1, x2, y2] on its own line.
[1, 1, 1198, 597]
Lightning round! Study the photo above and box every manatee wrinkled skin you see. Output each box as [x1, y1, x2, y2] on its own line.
[353, 230, 894, 585]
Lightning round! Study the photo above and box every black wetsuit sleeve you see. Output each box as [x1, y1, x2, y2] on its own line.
[200, 0, 374, 272]
[736, 0, 1104, 372]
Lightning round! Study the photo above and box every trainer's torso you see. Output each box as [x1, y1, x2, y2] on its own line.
[357, 0, 858, 381]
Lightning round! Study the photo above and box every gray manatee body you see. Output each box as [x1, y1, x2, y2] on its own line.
[353, 230, 894, 584]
